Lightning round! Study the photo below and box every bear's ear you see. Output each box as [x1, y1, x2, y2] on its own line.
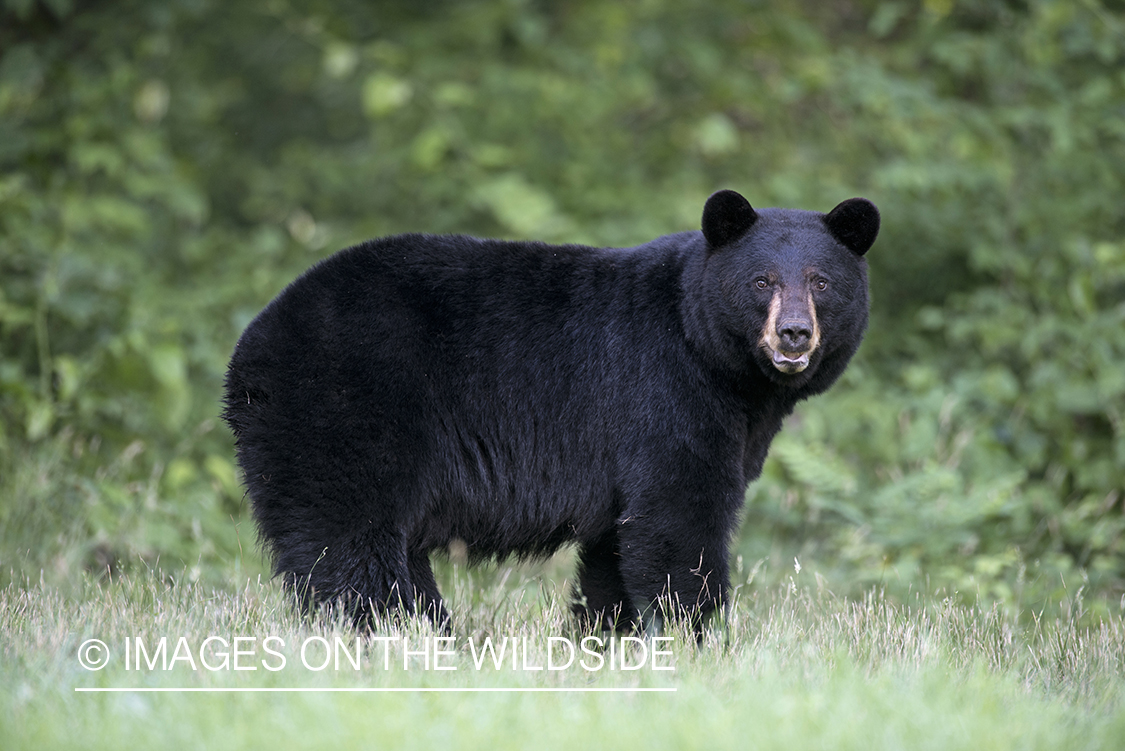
[702, 189, 758, 249]
[825, 198, 880, 256]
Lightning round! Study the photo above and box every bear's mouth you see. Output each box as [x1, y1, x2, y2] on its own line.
[769, 349, 810, 374]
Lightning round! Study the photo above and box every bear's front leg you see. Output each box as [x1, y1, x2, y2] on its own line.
[574, 530, 636, 632]
[614, 503, 734, 637]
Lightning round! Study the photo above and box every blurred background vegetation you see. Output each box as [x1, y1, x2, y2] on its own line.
[1, 0, 1122, 617]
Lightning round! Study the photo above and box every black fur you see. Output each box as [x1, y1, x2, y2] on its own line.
[824, 197, 880, 256]
[222, 190, 877, 632]
[701, 189, 758, 248]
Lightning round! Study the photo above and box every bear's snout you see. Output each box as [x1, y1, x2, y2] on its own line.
[777, 319, 813, 353]
[759, 285, 822, 374]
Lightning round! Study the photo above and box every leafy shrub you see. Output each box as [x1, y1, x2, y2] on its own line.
[0, 0, 1121, 610]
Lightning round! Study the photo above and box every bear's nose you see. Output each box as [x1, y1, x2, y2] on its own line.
[777, 320, 812, 353]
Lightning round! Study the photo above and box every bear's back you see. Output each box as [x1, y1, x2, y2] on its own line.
[224, 232, 731, 556]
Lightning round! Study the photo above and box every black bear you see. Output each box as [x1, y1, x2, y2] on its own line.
[222, 189, 878, 632]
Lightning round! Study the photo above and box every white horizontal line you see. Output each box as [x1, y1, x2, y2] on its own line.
[75, 687, 676, 693]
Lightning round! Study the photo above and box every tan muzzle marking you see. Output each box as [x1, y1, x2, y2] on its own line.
[759, 288, 820, 374]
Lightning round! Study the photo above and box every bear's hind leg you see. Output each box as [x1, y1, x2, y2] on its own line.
[276, 528, 415, 629]
[407, 550, 451, 632]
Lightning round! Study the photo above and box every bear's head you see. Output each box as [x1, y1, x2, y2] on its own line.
[694, 189, 879, 393]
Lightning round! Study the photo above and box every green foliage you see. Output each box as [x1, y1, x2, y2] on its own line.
[0, 0, 1122, 609]
[738, 0, 1125, 611]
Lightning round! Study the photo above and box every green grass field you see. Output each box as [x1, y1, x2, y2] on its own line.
[2, 559, 1123, 750]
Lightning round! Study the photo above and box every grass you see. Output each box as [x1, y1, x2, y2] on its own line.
[2, 557, 1124, 750]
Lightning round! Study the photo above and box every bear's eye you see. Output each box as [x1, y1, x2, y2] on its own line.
[814, 279, 828, 291]
[755, 278, 769, 290]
